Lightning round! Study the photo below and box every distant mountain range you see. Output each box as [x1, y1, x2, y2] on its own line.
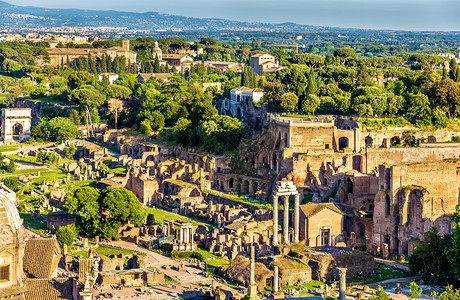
[0, 0, 376, 33]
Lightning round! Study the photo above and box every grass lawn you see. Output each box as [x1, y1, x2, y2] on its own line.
[0, 145, 20, 152]
[349, 262, 409, 284]
[281, 114, 312, 119]
[19, 212, 47, 232]
[194, 247, 229, 270]
[145, 207, 201, 226]
[71, 244, 143, 259]
[110, 165, 127, 174]
[205, 190, 273, 210]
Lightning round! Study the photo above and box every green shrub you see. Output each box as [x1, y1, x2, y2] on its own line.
[56, 224, 77, 247]
[2, 176, 18, 190]
[170, 251, 194, 259]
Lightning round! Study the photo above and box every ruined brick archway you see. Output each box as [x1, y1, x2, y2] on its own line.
[338, 137, 349, 150]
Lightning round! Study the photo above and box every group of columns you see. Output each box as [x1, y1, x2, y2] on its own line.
[272, 193, 300, 245]
[179, 225, 194, 244]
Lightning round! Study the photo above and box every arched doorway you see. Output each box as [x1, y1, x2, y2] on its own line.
[390, 136, 401, 146]
[229, 178, 234, 189]
[352, 155, 363, 172]
[13, 123, 23, 140]
[272, 153, 278, 172]
[407, 190, 423, 229]
[338, 137, 349, 151]
[251, 181, 258, 194]
[242, 180, 249, 193]
[365, 136, 373, 148]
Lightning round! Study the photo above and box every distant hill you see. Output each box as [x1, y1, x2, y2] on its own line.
[0, 0, 351, 33]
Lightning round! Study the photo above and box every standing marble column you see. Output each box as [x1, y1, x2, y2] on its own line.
[248, 245, 257, 298]
[337, 267, 347, 300]
[294, 193, 300, 243]
[272, 194, 279, 246]
[273, 265, 279, 293]
[283, 195, 290, 244]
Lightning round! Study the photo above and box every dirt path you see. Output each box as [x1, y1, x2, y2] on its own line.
[375, 258, 410, 271]
[99, 240, 244, 298]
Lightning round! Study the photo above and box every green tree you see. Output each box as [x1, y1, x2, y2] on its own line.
[139, 119, 153, 134]
[64, 144, 77, 159]
[369, 286, 390, 300]
[429, 79, 460, 119]
[280, 92, 298, 111]
[301, 94, 320, 115]
[431, 285, 460, 300]
[56, 224, 77, 247]
[64, 187, 101, 236]
[2, 177, 18, 190]
[6, 160, 15, 173]
[409, 282, 422, 300]
[449, 58, 459, 82]
[306, 69, 318, 96]
[408, 227, 456, 285]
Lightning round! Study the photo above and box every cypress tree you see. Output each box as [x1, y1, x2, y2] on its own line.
[449, 58, 458, 81]
[146, 61, 153, 73]
[154, 54, 160, 73]
[306, 69, 318, 95]
[442, 67, 448, 80]
[165, 62, 170, 73]
[101, 55, 108, 73]
[88, 54, 97, 74]
[106, 55, 112, 73]
[66, 56, 71, 69]
[141, 62, 146, 73]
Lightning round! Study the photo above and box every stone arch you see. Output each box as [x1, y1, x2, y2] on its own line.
[241, 180, 249, 194]
[365, 136, 373, 148]
[275, 132, 281, 149]
[427, 135, 436, 143]
[229, 178, 234, 189]
[236, 178, 242, 191]
[407, 189, 423, 228]
[338, 137, 349, 151]
[385, 194, 391, 216]
[384, 235, 391, 248]
[358, 223, 365, 237]
[272, 153, 278, 172]
[251, 181, 259, 194]
[352, 155, 363, 172]
[284, 132, 288, 148]
[1, 108, 32, 142]
[390, 136, 401, 146]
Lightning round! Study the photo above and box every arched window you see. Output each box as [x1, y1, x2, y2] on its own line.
[385, 194, 391, 216]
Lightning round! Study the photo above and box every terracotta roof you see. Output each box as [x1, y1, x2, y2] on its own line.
[24, 239, 61, 278]
[24, 278, 74, 300]
[78, 258, 95, 280]
[252, 53, 272, 58]
[0, 286, 27, 298]
[299, 203, 344, 218]
[263, 66, 286, 73]
[138, 73, 173, 82]
[163, 54, 188, 59]
[260, 61, 274, 65]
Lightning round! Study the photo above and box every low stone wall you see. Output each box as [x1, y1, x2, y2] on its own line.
[307, 250, 374, 281]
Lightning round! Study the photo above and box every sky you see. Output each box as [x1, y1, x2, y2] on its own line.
[7, 0, 460, 31]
